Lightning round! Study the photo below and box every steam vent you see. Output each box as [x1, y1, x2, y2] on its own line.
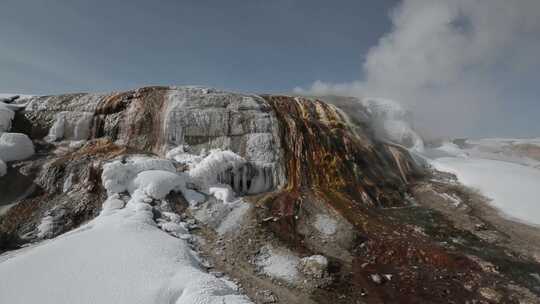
[1, 86, 540, 304]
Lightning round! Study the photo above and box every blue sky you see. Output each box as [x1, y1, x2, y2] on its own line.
[0, 0, 396, 94]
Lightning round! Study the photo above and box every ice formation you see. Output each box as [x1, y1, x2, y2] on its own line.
[0, 150, 254, 303]
[161, 88, 285, 195]
[188, 149, 246, 190]
[166, 145, 203, 167]
[46, 111, 93, 142]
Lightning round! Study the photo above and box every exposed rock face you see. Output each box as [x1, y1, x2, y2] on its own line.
[23, 87, 284, 195]
[2, 86, 539, 303]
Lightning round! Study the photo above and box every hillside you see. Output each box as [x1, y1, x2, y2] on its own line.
[0, 87, 539, 304]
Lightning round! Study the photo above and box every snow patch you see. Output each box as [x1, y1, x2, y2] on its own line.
[209, 184, 236, 203]
[314, 214, 338, 236]
[216, 201, 250, 235]
[255, 246, 300, 283]
[36, 215, 55, 239]
[0, 133, 34, 162]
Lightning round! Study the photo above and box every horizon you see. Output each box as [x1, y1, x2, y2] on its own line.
[1, 0, 539, 138]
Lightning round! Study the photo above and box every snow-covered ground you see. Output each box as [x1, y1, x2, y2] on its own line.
[0, 149, 253, 304]
[426, 141, 540, 226]
[461, 138, 540, 168]
[0, 197, 250, 304]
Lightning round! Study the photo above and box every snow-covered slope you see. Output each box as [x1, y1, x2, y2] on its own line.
[427, 141, 540, 226]
[463, 138, 540, 168]
[0, 152, 251, 304]
[431, 156, 540, 226]
[0, 203, 250, 304]
[4, 88, 538, 303]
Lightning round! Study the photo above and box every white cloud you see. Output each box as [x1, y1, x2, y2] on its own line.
[296, 0, 540, 137]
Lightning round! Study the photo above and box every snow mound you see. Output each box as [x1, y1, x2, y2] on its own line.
[102, 157, 177, 195]
[0, 133, 35, 162]
[362, 98, 424, 152]
[0, 151, 252, 304]
[130, 170, 185, 199]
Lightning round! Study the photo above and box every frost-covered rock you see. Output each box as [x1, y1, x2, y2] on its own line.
[299, 255, 329, 279]
[0, 132, 34, 162]
[189, 149, 246, 189]
[166, 145, 203, 167]
[314, 214, 338, 236]
[209, 184, 236, 203]
[0, 102, 15, 133]
[22, 87, 286, 195]
[255, 246, 300, 283]
[36, 215, 55, 239]
[45, 111, 93, 142]
[162, 88, 285, 194]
